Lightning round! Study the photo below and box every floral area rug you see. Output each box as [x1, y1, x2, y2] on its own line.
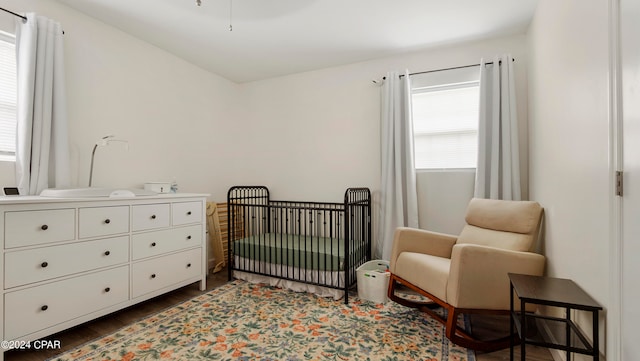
[50, 280, 475, 361]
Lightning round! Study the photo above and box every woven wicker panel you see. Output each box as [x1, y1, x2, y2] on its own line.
[207, 202, 246, 273]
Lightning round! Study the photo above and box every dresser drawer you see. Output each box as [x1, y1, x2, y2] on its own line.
[4, 209, 75, 248]
[131, 225, 202, 260]
[132, 204, 170, 231]
[79, 206, 130, 238]
[132, 248, 201, 298]
[4, 265, 129, 340]
[4, 236, 129, 289]
[172, 201, 203, 226]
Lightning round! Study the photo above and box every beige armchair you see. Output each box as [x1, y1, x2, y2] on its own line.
[388, 197, 545, 351]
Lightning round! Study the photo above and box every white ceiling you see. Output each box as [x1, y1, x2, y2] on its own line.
[54, 0, 539, 83]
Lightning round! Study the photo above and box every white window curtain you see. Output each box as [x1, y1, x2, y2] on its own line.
[474, 54, 521, 200]
[377, 70, 419, 260]
[15, 13, 70, 195]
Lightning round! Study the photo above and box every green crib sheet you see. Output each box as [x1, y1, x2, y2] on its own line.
[233, 233, 358, 271]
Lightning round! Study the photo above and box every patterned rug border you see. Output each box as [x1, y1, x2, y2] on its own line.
[49, 280, 476, 361]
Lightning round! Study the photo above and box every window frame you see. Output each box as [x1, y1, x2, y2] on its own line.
[410, 68, 480, 171]
[0, 30, 17, 162]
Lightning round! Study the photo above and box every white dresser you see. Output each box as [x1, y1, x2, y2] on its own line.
[0, 193, 208, 360]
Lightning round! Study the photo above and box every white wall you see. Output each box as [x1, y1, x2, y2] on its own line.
[527, 0, 610, 358]
[0, 163, 12, 191]
[417, 170, 476, 234]
[0, 0, 241, 201]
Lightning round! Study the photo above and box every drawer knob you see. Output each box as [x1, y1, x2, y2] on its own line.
[151, 242, 157, 247]
[187, 235, 192, 240]
[41, 261, 48, 268]
[151, 215, 157, 220]
[187, 211, 192, 215]
[187, 263, 192, 268]
[41, 305, 48, 311]
[151, 274, 156, 279]
[41, 224, 49, 230]
[104, 251, 111, 256]
[104, 287, 111, 293]
[104, 219, 111, 224]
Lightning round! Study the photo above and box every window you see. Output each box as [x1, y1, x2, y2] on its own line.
[411, 66, 480, 170]
[0, 31, 17, 162]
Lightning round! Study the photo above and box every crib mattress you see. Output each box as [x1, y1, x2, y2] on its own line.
[233, 233, 353, 271]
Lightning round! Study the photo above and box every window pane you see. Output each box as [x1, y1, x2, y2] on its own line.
[414, 131, 478, 169]
[0, 32, 17, 162]
[411, 83, 479, 169]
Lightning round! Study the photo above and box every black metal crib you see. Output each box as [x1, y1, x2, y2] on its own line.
[227, 186, 371, 304]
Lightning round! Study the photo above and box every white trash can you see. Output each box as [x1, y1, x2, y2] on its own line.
[356, 260, 391, 304]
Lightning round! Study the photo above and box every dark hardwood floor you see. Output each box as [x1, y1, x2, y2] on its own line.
[470, 314, 554, 361]
[5, 269, 552, 361]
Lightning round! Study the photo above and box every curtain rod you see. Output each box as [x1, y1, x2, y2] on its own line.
[391, 58, 516, 80]
[0, 7, 27, 22]
[402, 63, 482, 78]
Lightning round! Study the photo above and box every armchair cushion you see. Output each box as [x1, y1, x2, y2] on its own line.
[458, 225, 534, 252]
[458, 198, 543, 252]
[395, 252, 450, 301]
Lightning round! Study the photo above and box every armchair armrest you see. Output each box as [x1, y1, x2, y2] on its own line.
[446, 244, 545, 310]
[389, 227, 458, 273]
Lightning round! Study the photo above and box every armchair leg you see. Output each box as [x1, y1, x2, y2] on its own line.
[388, 274, 513, 352]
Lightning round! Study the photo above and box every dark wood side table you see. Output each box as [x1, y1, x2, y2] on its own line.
[508, 273, 602, 361]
